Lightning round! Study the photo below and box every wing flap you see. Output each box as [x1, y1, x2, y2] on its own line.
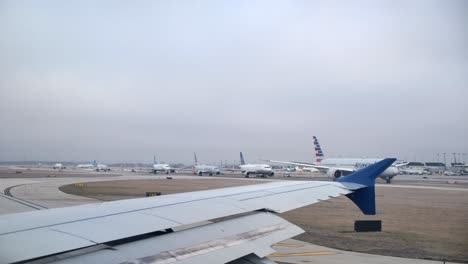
[46, 212, 302, 264]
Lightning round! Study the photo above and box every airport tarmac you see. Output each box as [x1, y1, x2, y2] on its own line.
[269, 239, 455, 264]
[1, 166, 467, 263]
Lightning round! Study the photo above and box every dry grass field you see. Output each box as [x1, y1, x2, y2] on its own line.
[60, 179, 468, 263]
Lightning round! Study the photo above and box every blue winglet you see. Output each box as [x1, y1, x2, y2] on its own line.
[337, 158, 396, 215]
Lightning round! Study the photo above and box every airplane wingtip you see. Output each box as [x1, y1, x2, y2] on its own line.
[337, 158, 396, 215]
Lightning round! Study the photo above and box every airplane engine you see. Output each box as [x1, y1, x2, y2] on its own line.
[327, 168, 353, 179]
[327, 168, 343, 179]
[268, 171, 274, 177]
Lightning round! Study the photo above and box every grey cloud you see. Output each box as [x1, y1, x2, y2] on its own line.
[0, 0, 466, 164]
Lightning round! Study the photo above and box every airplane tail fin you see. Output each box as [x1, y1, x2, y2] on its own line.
[313, 136, 325, 163]
[240, 152, 246, 165]
[153, 155, 157, 165]
[93, 160, 97, 167]
[337, 158, 396, 215]
[194, 152, 198, 166]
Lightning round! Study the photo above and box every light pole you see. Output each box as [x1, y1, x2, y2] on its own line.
[443, 153, 446, 166]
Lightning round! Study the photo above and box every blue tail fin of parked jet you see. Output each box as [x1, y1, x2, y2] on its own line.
[240, 152, 246, 165]
[337, 158, 396, 215]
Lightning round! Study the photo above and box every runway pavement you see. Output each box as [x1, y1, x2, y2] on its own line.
[0, 174, 271, 213]
[2, 173, 467, 213]
[0, 193, 42, 214]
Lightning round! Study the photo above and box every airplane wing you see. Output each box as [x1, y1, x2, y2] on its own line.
[394, 162, 409, 167]
[265, 159, 354, 172]
[0, 159, 395, 264]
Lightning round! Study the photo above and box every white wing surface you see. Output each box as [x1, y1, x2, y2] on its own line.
[0, 159, 396, 264]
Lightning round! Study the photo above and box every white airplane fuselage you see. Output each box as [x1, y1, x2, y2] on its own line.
[95, 164, 110, 172]
[240, 164, 274, 177]
[76, 164, 94, 169]
[76, 163, 110, 171]
[153, 164, 175, 174]
[318, 158, 399, 181]
[52, 163, 65, 169]
[195, 165, 220, 176]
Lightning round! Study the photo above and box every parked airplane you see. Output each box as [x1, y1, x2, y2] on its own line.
[52, 163, 65, 169]
[239, 152, 274, 177]
[399, 162, 431, 175]
[153, 155, 175, 174]
[267, 136, 400, 183]
[444, 170, 458, 176]
[194, 152, 220, 176]
[451, 163, 468, 175]
[76, 160, 110, 172]
[0, 158, 397, 263]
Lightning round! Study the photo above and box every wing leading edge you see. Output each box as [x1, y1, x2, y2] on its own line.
[0, 158, 395, 264]
[263, 159, 331, 171]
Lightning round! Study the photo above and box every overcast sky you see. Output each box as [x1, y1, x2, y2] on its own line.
[0, 0, 467, 164]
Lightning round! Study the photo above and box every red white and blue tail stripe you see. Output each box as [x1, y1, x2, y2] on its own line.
[313, 136, 324, 163]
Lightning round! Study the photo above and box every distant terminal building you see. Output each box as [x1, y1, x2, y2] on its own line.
[406, 162, 425, 167]
[424, 162, 446, 174]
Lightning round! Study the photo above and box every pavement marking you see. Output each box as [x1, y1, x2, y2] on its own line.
[273, 243, 304, 248]
[268, 251, 336, 257]
[2, 185, 48, 210]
